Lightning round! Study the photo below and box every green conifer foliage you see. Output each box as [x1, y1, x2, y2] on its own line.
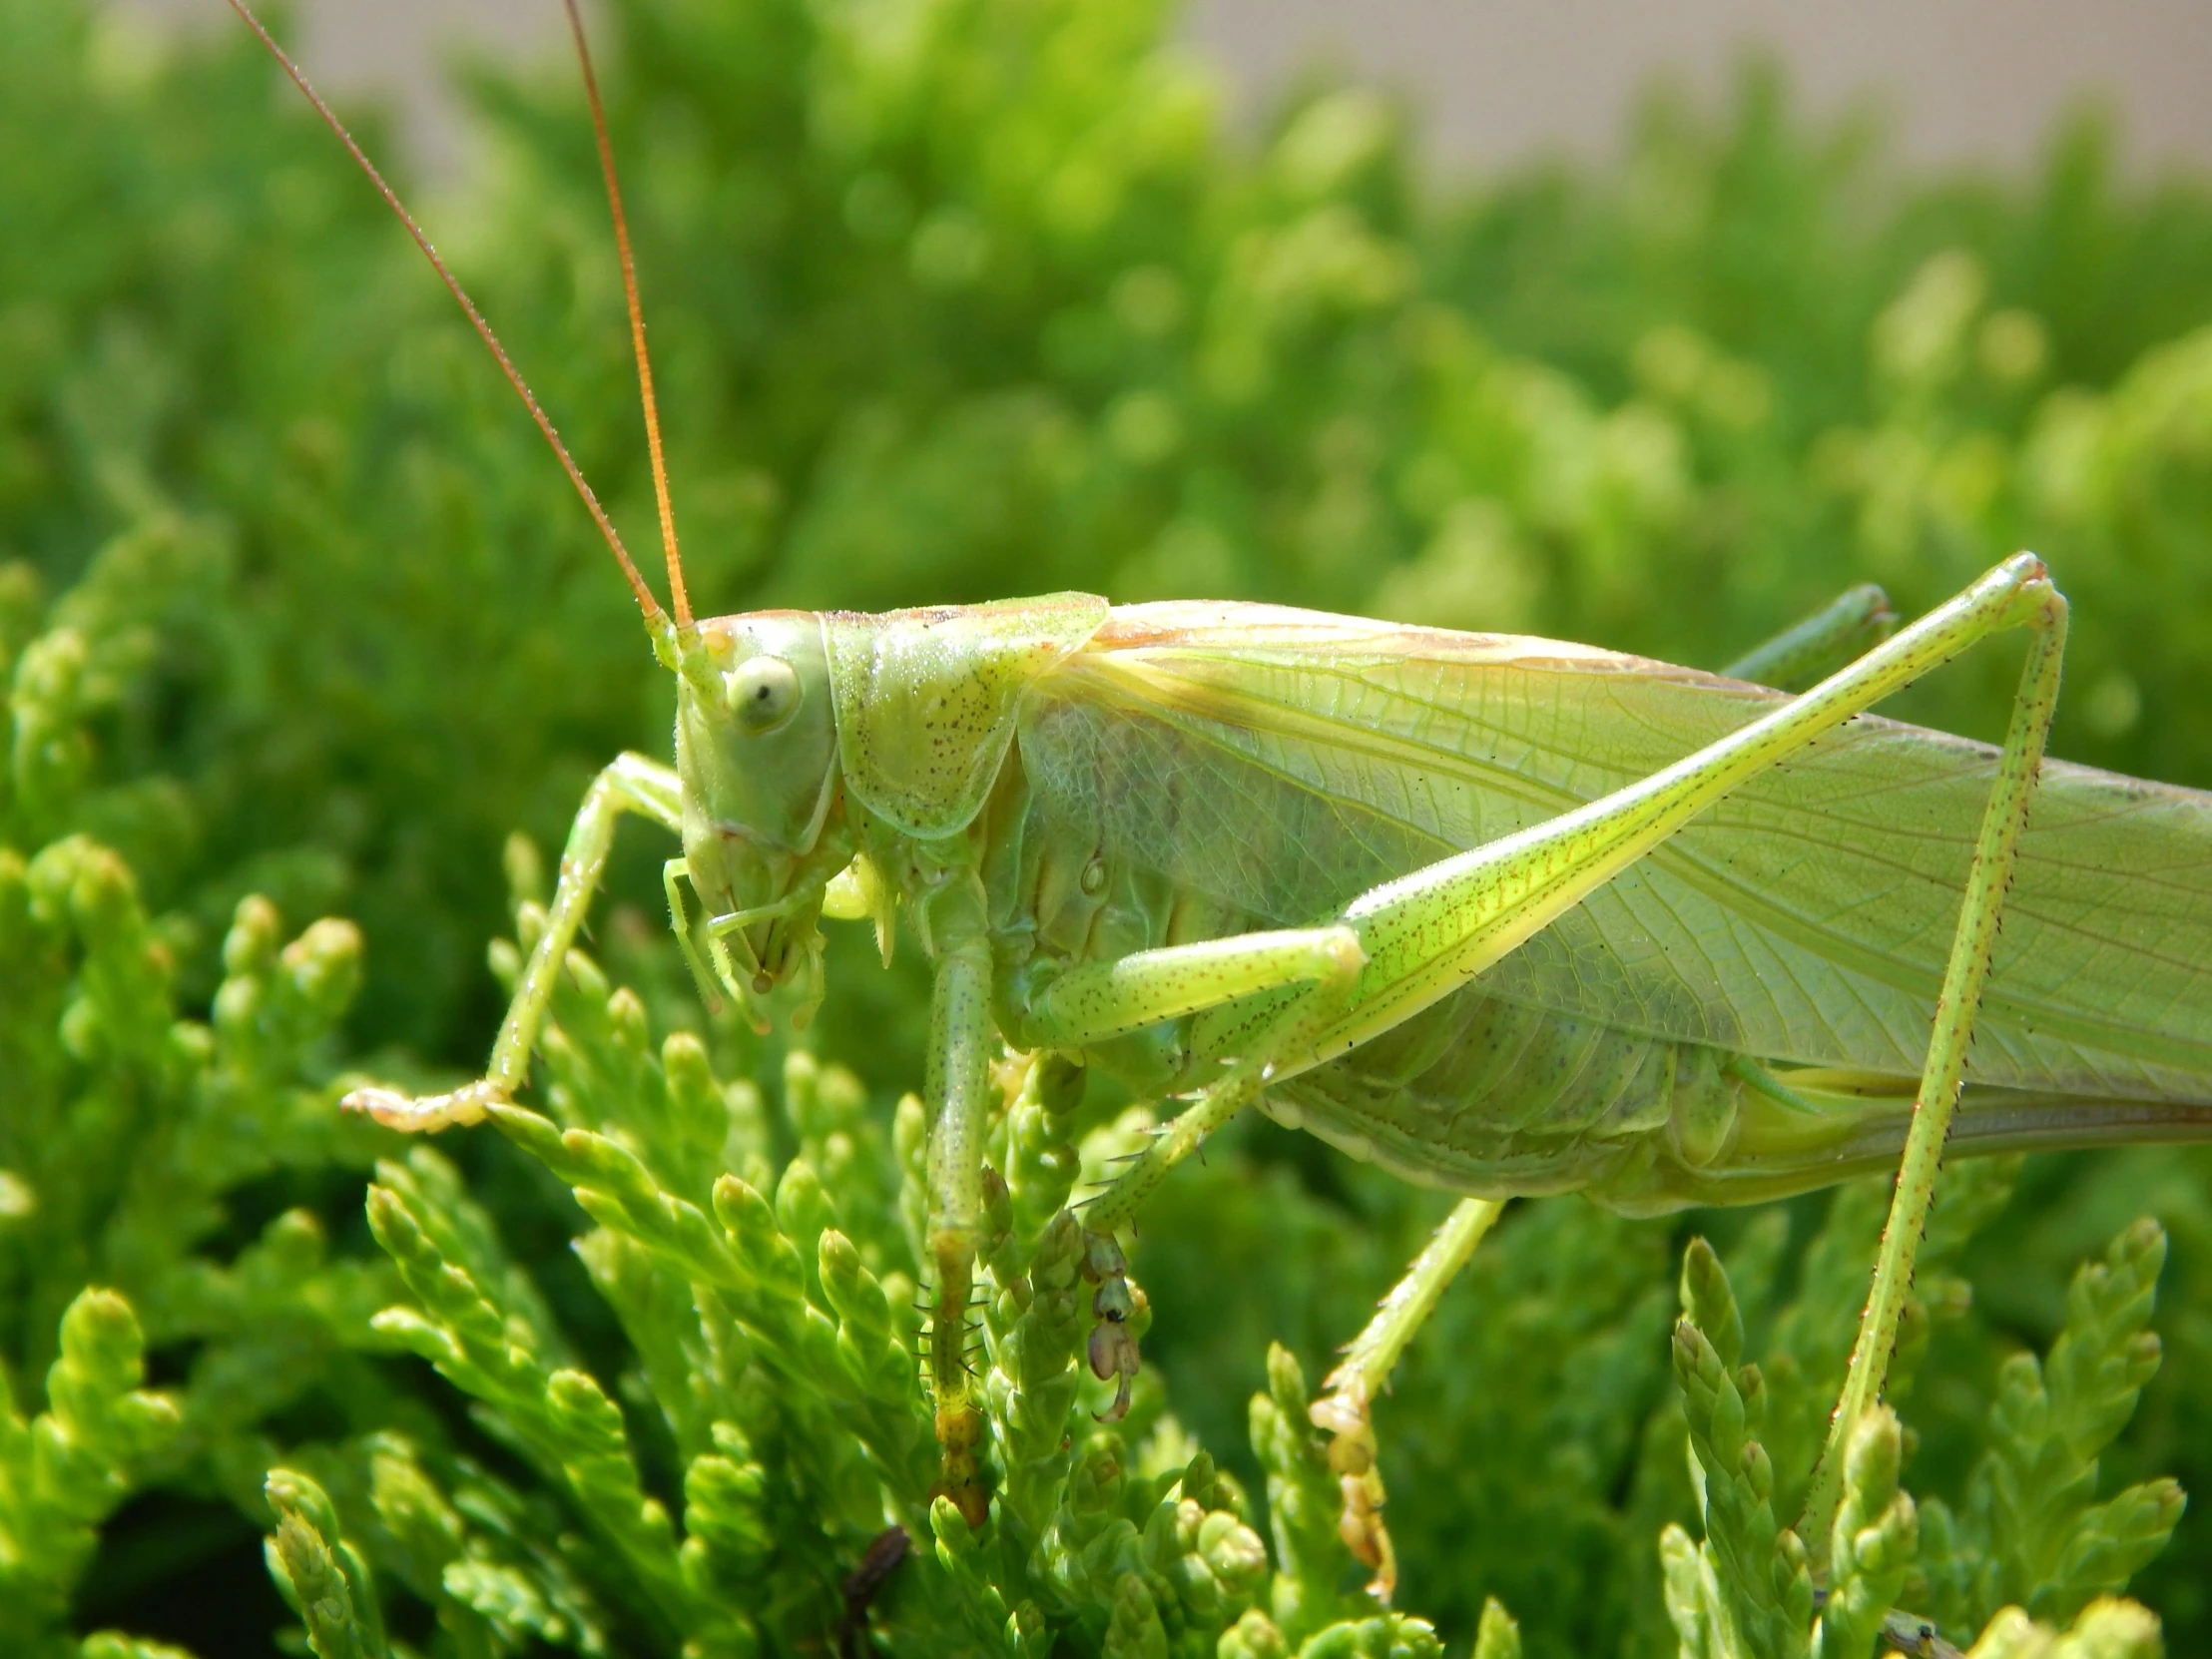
[2, 0, 2209, 1649]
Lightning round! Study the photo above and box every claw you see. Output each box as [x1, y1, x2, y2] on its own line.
[339, 1079, 506, 1132]
[1087, 1320, 1139, 1421]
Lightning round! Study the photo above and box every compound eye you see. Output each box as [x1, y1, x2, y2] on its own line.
[725, 655, 802, 734]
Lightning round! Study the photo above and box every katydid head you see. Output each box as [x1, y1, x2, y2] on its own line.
[233, 0, 840, 1031]
[674, 612, 851, 1032]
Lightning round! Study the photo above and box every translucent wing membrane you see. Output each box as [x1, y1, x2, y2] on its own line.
[1020, 603, 2212, 1104]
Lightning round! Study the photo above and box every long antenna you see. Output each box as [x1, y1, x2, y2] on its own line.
[224, 0, 670, 631]
[561, 0, 692, 631]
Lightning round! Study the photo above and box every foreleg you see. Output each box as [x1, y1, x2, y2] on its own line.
[342, 752, 683, 1130]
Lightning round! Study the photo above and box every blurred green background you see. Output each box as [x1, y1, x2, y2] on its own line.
[5, 0, 2212, 1650]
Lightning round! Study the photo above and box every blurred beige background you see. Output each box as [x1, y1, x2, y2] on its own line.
[118, 0, 2212, 178]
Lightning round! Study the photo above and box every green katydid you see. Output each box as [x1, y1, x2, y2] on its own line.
[231, 0, 2212, 1588]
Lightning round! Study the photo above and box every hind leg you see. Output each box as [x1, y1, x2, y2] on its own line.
[1308, 1197, 1508, 1604]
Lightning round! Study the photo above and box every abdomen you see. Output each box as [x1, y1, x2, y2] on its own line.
[978, 737, 1758, 1208]
[1267, 989, 1754, 1213]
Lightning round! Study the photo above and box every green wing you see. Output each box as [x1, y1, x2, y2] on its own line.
[1016, 601, 2212, 1104]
